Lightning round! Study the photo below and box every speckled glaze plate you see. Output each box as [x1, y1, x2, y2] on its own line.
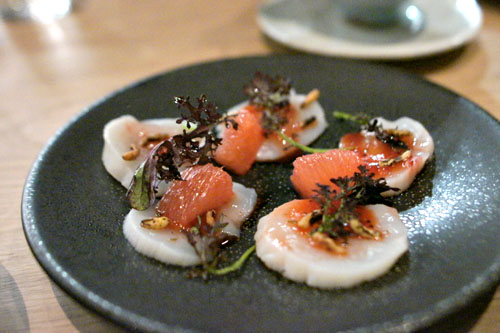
[22, 55, 500, 332]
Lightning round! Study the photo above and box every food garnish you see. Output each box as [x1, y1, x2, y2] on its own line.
[139, 133, 171, 149]
[243, 72, 323, 139]
[300, 89, 320, 109]
[126, 95, 236, 210]
[379, 150, 411, 167]
[185, 215, 254, 279]
[244, 72, 291, 112]
[121, 144, 140, 161]
[332, 111, 370, 125]
[243, 71, 292, 133]
[334, 111, 409, 151]
[277, 110, 414, 157]
[140, 216, 169, 230]
[305, 165, 397, 252]
[207, 245, 256, 276]
[276, 131, 330, 154]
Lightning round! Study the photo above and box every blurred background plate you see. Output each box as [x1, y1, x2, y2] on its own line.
[258, 0, 482, 59]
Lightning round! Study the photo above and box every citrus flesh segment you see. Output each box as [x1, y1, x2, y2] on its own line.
[290, 149, 362, 198]
[156, 164, 234, 228]
[214, 106, 266, 175]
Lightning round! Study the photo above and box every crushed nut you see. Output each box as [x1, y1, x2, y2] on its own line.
[379, 150, 411, 167]
[297, 212, 313, 229]
[401, 150, 411, 160]
[206, 210, 216, 226]
[384, 128, 412, 137]
[312, 232, 346, 254]
[141, 216, 169, 229]
[379, 158, 396, 167]
[300, 89, 320, 109]
[349, 218, 380, 239]
[122, 144, 140, 161]
[140, 133, 170, 148]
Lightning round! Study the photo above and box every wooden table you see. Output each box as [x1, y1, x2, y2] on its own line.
[1, 0, 498, 331]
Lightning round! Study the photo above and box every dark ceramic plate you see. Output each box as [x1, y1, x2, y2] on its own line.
[22, 55, 500, 332]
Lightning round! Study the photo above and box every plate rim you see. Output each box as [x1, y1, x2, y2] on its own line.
[21, 54, 500, 332]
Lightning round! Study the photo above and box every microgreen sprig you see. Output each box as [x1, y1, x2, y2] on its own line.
[333, 111, 370, 125]
[311, 166, 398, 241]
[185, 214, 255, 279]
[206, 245, 256, 276]
[276, 131, 331, 154]
[334, 111, 409, 150]
[127, 95, 236, 210]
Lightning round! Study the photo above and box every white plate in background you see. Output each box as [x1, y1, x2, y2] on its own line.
[258, 0, 482, 59]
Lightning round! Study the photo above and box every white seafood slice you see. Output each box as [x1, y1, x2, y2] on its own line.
[221, 90, 328, 161]
[102, 115, 183, 188]
[339, 117, 434, 196]
[255, 201, 408, 289]
[123, 182, 257, 266]
[375, 117, 433, 194]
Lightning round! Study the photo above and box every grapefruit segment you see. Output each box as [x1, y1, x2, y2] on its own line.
[214, 106, 266, 175]
[291, 149, 362, 198]
[156, 164, 234, 228]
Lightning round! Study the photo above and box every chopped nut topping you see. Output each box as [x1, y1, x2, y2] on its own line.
[300, 89, 320, 109]
[140, 133, 170, 148]
[379, 150, 411, 167]
[297, 212, 313, 229]
[384, 128, 412, 137]
[122, 144, 140, 161]
[348, 218, 380, 239]
[206, 210, 216, 226]
[379, 158, 396, 167]
[141, 216, 169, 229]
[401, 150, 411, 160]
[312, 232, 346, 254]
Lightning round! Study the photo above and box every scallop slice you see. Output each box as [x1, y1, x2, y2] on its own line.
[255, 201, 408, 288]
[221, 90, 328, 162]
[340, 117, 434, 196]
[102, 115, 183, 188]
[374, 117, 434, 194]
[123, 183, 257, 266]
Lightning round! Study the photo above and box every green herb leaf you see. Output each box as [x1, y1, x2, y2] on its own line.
[126, 144, 164, 210]
[207, 245, 256, 275]
[126, 160, 151, 210]
[333, 111, 370, 125]
[276, 130, 347, 154]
